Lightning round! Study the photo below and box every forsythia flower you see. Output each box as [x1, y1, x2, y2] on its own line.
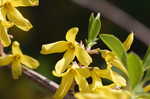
[0, 0, 39, 31]
[100, 33, 134, 76]
[0, 9, 13, 47]
[0, 41, 40, 79]
[0, 0, 39, 47]
[75, 87, 131, 99]
[88, 67, 126, 90]
[53, 63, 90, 99]
[41, 27, 92, 74]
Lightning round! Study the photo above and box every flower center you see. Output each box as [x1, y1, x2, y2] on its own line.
[4, 2, 12, 9]
[68, 42, 75, 49]
[14, 54, 21, 60]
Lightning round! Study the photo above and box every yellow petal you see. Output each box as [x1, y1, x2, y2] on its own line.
[74, 72, 90, 92]
[123, 33, 134, 51]
[52, 68, 71, 77]
[40, 41, 69, 54]
[4, 3, 32, 31]
[90, 72, 103, 90]
[66, 27, 79, 43]
[0, 55, 13, 66]
[11, 0, 39, 7]
[94, 67, 112, 79]
[0, 23, 11, 47]
[12, 41, 23, 55]
[100, 50, 128, 76]
[75, 92, 107, 99]
[53, 73, 74, 99]
[11, 60, 22, 79]
[21, 55, 39, 69]
[111, 71, 126, 87]
[55, 49, 75, 74]
[76, 67, 90, 78]
[144, 84, 150, 92]
[76, 45, 92, 66]
[111, 59, 128, 76]
[1, 21, 14, 28]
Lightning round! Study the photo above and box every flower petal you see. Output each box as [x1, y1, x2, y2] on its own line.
[66, 27, 79, 42]
[144, 84, 150, 92]
[11, 0, 39, 7]
[76, 67, 90, 78]
[12, 41, 23, 55]
[94, 67, 112, 79]
[21, 55, 39, 69]
[111, 71, 126, 87]
[111, 59, 128, 76]
[123, 33, 134, 51]
[75, 92, 107, 99]
[11, 60, 22, 79]
[74, 72, 90, 92]
[76, 45, 92, 66]
[0, 23, 11, 47]
[90, 72, 103, 90]
[53, 73, 74, 99]
[0, 55, 13, 66]
[40, 41, 69, 54]
[5, 3, 32, 31]
[55, 49, 75, 74]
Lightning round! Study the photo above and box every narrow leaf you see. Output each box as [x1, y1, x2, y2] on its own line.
[143, 46, 150, 67]
[87, 13, 101, 48]
[127, 53, 144, 89]
[100, 34, 127, 66]
[143, 46, 150, 81]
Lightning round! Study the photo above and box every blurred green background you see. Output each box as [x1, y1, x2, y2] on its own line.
[0, 0, 149, 99]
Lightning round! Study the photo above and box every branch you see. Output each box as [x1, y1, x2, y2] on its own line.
[72, 0, 150, 45]
[23, 66, 59, 93]
[22, 66, 75, 99]
[0, 65, 75, 99]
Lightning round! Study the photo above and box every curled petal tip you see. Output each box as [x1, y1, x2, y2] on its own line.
[13, 41, 20, 46]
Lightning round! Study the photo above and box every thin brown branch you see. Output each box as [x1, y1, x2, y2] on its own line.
[23, 66, 59, 93]
[72, 0, 150, 45]
[23, 66, 75, 99]
[0, 66, 75, 99]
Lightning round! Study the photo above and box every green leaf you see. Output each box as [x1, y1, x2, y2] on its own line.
[99, 34, 127, 66]
[127, 53, 144, 89]
[143, 46, 150, 67]
[87, 13, 101, 48]
[143, 46, 150, 81]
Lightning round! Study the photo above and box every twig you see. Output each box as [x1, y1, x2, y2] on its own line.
[23, 66, 59, 93]
[72, 0, 150, 45]
[0, 65, 75, 99]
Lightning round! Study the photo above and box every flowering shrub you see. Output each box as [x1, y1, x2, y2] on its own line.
[0, 0, 150, 99]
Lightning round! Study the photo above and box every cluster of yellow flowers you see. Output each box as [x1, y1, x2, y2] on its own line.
[0, 1, 150, 99]
[40, 27, 134, 99]
[0, 0, 39, 79]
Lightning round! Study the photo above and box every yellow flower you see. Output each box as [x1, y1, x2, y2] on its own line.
[88, 67, 126, 90]
[100, 33, 134, 76]
[0, 0, 39, 31]
[0, 8, 14, 47]
[0, 41, 40, 79]
[41, 27, 92, 74]
[52, 63, 90, 99]
[75, 87, 131, 99]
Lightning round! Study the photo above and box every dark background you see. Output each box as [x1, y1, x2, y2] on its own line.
[0, 0, 149, 99]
